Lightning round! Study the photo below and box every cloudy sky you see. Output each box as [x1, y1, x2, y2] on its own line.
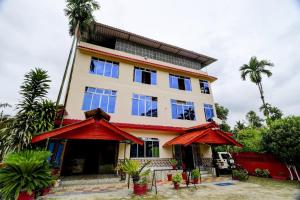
[0, 0, 299, 126]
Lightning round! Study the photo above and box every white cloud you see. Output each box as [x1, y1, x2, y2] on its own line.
[0, 0, 299, 126]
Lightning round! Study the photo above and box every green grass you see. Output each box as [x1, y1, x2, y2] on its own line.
[247, 176, 300, 189]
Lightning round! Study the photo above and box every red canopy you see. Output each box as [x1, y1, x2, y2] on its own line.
[164, 122, 242, 147]
[32, 118, 143, 145]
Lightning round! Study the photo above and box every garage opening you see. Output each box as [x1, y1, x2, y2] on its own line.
[61, 140, 118, 176]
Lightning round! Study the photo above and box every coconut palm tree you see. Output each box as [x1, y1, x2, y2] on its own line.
[56, 0, 100, 126]
[240, 56, 274, 118]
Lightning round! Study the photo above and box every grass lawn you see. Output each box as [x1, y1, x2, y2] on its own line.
[247, 176, 300, 189]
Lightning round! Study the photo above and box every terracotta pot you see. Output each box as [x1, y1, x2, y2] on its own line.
[41, 187, 51, 196]
[173, 183, 180, 190]
[182, 172, 187, 180]
[172, 165, 177, 169]
[18, 191, 35, 200]
[192, 178, 199, 184]
[51, 168, 60, 176]
[167, 174, 172, 181]
[133, 183, 147, 195]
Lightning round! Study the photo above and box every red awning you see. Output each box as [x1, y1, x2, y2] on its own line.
[164, 122, 242, 147]
[32, 118, 143, 145]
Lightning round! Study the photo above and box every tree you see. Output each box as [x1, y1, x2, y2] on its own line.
[235, 128, 265, 153]
[0, 103, 11, 123]
[246, 110, 263, 128]
[56, 0, 100, 126]
[240, 56, 274, 118]
[215, 103, 231, 132]
[0, 68, 55, 156]
[259, 103, 283, 124]
[262, 116, 300, 181]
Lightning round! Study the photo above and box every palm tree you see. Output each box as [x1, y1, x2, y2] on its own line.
[246, 110, 263, 128]
[240, 56, 274, 118]
[0, 103, 11, 122]
[56, 0, 100, 125]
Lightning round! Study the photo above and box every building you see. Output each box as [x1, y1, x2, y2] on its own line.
[32, 23, 241, 176]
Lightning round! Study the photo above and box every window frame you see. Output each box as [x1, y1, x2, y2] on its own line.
[171, 99, 196, 121]
[131, 94, 158, 117]
[82, 87, 117, 113]
[90, 57, 119, 78]
[169, 74, 192, 91]
[130, 138, 160, 158]
[133, 67, 157, 85]
[200, 80, 210, 94]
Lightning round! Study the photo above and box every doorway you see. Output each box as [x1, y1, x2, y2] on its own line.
[61, 140, 118, 176]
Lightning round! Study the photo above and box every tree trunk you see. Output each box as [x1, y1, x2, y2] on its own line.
[59, 23, 80, 127]
[257, 82, 269, 118]
[286, 164, 294, 180]
[292, 165, 300, 181]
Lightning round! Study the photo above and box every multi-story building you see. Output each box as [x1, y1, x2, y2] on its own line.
[32, 23, 240, 176]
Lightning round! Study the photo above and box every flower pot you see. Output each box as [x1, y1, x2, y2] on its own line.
[133, 183, 147, 195]
[41, 187, 51, 196]
[167, 174, 172, 181]
[18, 191, 35, 200]
[182, 172, 187, 180]
[173, 182, 180, 190]
[171, 165, 177, 169]
[192, 178, 199, 184]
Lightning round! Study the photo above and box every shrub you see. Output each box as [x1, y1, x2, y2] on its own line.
[232, 169, 249, 181]
[191, 169, 200, 179]
[172, 173, 182, 183]
[0, 150, 54, 200]
[170, 159, 178, 165]
[255, 168, 270, 178]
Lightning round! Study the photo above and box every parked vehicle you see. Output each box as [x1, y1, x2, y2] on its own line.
[215, 152, 236, 171]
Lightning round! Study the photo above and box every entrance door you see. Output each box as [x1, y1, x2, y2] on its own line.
[61, 140, 118, 176]
[182, 145, 194, 169]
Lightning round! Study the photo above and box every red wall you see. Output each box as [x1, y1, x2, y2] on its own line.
[232, 152, 292, 179]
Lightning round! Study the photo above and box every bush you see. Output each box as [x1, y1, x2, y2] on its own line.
[0, 150, 54, 200]
[172, 173, 182, 183]
[232, 169, 249, 181]
[255, 168, 270, 178]
[234, 128, 265, 152]
[191, 169, 200, 179]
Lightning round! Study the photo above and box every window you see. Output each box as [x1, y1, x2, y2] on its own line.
[200, 80, 210, 94]
[204, 104, 214, 121]
[132, 94, 158, 117]
[90, 57, 119, 78]
[130, 138, 159, 158]
[82, 87, 117, 113]
[134, 67, 157, 85]
[171, 99, 195, 120]
[169, 74, 192, 91]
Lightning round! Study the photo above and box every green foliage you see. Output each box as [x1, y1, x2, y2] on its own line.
[0, 103, 11, 123]
[246, 110, 264, 128]
[262, 116, 300, 165]
[118, 158, 151, 183]
[255, 168, 270, 178]
[235, 128, 265, 152]
[170, 159, 178, 166]
[64, 0, 100, 36]
[232, 169, 249, 181]
[0, 68, 55, 156]
[0, 150, 54, 200]
[172, 173, 182, 183]
[220, 122, 231, 132]
[191, 169, 200, 179]
[259, 103, 283, 122]
[215, 103, 229, 122]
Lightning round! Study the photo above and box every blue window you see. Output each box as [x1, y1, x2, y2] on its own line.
[200, 80, 210, 94]
[134, 67, 157, 85]
[169, 74, 192, 91]
[204, 104, 214, 121]
[171, 99, 195, 120]
[90, 57, 119, 78]
[82, 87, 117, 113]
[132, 94, 158, 117]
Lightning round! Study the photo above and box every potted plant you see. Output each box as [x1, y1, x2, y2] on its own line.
[170, 159, 178, 169]
[172, 173, 182, 190]
[118, 158, 151, 195]
[0, 150, 54, 200]
[167, 173, 172, 181]
[181, 171, 187, 180]
[191, 169, 201, 184]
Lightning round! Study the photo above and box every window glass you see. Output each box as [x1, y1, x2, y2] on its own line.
[171, 99, 196, 120]
[130, 138, 159, 158]
[200, 80, 210, 94]
[132, 94, 158, 117]
[90, 58, 119, 78]
[82, 87, 116, 113]
[134, 67, 157, 85]
[151, 71, 157, 85]
[169, 74, 191, 91]
[204, 104, 214, 121]
[184, 78, 192, 91]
